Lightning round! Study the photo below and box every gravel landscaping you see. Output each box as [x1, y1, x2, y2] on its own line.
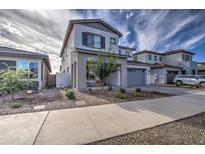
[89, 112, 205, 145]
[75, 89, 173, 106]
[0, 88, 173, 115]
[0, 88, 69, 115]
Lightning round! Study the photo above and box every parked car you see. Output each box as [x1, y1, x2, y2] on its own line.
[173, 75, 205, 87]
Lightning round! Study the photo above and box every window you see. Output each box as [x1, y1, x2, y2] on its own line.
[125, 51, 129, 56]
[67, 67, 69, 73]
[119, 50, 121, 55]
[29, 63, 38, 79]
[82, 32, 105, 49]
[154, 55, 157, 61]
[0, 60, 16, 70]
[148, 54, 152, 60]
[182, 70, 186, 75]
[182, 54, 191, 62]
[17, 61, 38, 79]
[110, 37, 116, 45]
[159, 56, 163, 62]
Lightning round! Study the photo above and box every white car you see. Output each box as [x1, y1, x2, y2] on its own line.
[173, 75, 205, 87]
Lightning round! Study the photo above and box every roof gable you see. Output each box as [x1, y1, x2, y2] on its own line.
[60, 19, 122, 57]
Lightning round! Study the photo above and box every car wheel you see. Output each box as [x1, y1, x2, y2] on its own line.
[176, 81, 182, 87]
[200, 82, 205, 88]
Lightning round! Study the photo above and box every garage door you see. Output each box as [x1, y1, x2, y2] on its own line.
[127, 68, 145, 87]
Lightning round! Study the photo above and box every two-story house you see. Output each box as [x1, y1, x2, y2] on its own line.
[60, 19, 151, 89]
[134, 49, 198, 84]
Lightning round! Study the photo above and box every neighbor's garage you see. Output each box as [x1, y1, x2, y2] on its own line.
[127, 68, 145, 87]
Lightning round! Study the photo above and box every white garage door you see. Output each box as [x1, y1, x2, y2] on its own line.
[127, 68, 145, 87]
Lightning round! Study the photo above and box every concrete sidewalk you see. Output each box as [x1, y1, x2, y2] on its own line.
[1, 91, 205, 144]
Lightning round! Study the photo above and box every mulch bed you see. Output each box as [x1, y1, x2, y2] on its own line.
[75, 90, 173, 106]
[89, 112, 205, 145]
[0, 88, 70, 116]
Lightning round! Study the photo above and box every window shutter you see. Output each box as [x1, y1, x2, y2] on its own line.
[101, 36, 105, 49]
[82, 32, 87, 46]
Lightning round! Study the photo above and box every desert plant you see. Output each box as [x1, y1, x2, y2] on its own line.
[133, 92, 146, 97]
[65, 90, 75, 99]
[116, 91, 128, 99]
[10, 101, 22, 108]
[135, 88, 141, 93]
[87, 52, 120, 93]
[108, 85, 112, 91]
[0, 66, 22, 100]
[119, 88, 126, 93]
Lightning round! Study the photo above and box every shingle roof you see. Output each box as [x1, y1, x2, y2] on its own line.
[151, 63, 182, 69]
[119, 46, 136, 51]
[163, 49, 195, 55]
[0, 46, 51, 72]
[134, 49, 195, 56]
[60, 19, 123, 57]
[133, 50, 164, 56]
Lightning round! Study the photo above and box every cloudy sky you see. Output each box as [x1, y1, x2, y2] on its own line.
[0, 9, 205, 73]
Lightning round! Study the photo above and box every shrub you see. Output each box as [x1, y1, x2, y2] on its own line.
[116, 91, 128, 99]
[108, 85, 112, 91]
[119, 88, 126, 93]
[65, 90, 75, 99]
[135, 88, 141, 93]
[88, 88, 92, 92]
[10, 102, 22, 108]
[133, 92, 146, 97]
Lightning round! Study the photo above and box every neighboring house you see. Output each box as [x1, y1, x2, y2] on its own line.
[197, 62, 205, 75]
[0, 46, 51, 89]
[134, 49, 198, 84]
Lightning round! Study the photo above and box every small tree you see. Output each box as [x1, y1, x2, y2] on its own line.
[87, 53, 120, 93]
[18, 69, 35, 98]
[0, 67, 21, 100]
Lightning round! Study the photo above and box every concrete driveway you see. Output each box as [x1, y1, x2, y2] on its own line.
[0, 91, 205, 144]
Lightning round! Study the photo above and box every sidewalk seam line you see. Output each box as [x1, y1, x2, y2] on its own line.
[84, 108, 103, 139]
[33, 111, 50, 145]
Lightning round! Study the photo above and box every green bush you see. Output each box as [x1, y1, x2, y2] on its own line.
[108, 85, 112, 91]
[119, 88, 126, 93]
[135, 88, 141, 93]
[133, 92, 146, 97]
[65, 90, 75, 99]
[10, 102, 22, 108]
[116, 91, 128, 99]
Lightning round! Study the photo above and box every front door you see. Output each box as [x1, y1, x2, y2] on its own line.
[167, 71, 178, 84]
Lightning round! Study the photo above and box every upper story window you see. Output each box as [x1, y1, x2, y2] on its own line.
[182, 53, 191, 62]
[148, 54, 152, 60]
[159, 56, 163, 62]
[125, 51, 129, 56]
[154, 55, 158, 61]
[110, 37, 116, 45]
[119, 50, 121, 55]
[82, 32, 105, 49]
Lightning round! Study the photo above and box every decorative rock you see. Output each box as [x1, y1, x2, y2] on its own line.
[33, 105, 46, 110]
[75, 100, 86, 107]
